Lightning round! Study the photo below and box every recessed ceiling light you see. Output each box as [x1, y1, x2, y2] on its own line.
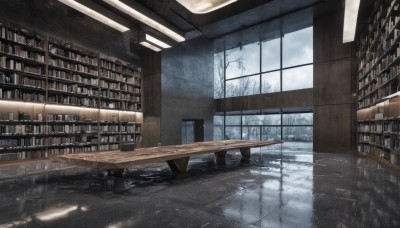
[140, 41, 162, 52]
[103, 0, 185, 42]
[146, 34, 171, 49]
[176, 0, 237, 14]
[343, 0, 360, 43]
[57, 0, 129, 32]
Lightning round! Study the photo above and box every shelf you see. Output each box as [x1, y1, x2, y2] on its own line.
[0, 23, 142, 161]
[0, 83, 46, 92]
[48, 64, 98, 78]
[0, 145, 47, 152]
[47, 76, 99, 88]
[0, 37, 45, 53]
[0, 52, 45, 66]
[100, 66, 121, 74]
[48, 40, 97, 58]
[49, 53, 98, 68]
[0, 66, 43, 78]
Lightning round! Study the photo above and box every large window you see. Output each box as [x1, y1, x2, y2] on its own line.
[214, 26, 313, 98]
[214, 111, 313, 143]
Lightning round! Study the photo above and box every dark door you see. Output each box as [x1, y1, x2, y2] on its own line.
[182, 119, 204, 144]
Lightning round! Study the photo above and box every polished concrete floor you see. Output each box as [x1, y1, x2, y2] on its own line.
[0, 142, 399, 228]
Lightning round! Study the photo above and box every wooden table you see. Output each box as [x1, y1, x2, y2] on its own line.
[50, 140, 282, 174]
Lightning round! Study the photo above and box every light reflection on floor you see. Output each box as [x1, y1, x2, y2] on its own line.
[0, 142, 400, 227]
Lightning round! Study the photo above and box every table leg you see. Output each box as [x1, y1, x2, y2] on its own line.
[214, 150, 227, 158]
[107, 168, 125, 177]
[240, 147, 251, 158]
[167, 157, 190, 174]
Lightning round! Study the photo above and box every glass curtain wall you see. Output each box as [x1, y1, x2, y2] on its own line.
[214, 112, 313, 143]
[214, 27, 313, 98]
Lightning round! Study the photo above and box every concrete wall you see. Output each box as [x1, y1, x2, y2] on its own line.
[0, 0, 139, 64]
[161, 36, 214, 145]
[142, 50, 162, 147]
[313, 9, 357, 153]
[215, 9, 357, 154]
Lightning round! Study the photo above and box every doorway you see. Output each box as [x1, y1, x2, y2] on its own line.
[182, 119, 204, 144]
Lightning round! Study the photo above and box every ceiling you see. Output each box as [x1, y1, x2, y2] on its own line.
[53, 0, 368, 51]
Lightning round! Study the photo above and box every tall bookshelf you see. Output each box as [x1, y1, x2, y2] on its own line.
[357, 0, 400, 165]
[0, 22, 142, 161]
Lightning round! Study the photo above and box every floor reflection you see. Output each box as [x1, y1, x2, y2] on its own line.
[0, 142, 400, 227]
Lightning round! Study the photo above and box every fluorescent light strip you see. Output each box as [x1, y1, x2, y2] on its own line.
[176, 0, 237, 14]
[57, 0, 129, 32]
[140, 41, 162, 52]
[103, 0, 185, 42]
[343, 0, 360, 43]
[146, 34, 171, 48]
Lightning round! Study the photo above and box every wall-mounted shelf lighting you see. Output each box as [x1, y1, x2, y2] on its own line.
[140, 41, 162, 52]
[343, 0, 360, 43]
[103, 0, 185, 42]
[146, 34, 171, 49]
[176, 0, 237, 14]
[57, 0, 130, 32]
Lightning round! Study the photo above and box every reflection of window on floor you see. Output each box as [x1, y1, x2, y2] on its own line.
[214, 110, 313, 143]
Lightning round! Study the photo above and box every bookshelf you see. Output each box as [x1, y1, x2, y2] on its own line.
[357, 0, 400, 165]
[0, 22, 142, 161]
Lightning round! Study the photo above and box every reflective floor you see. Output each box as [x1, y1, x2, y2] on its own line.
[0, 142, 400, 228]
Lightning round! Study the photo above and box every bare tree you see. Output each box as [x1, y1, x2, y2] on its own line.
[214, 50, 246, 98]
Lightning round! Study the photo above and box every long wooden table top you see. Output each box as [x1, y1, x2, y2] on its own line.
[50, 140, 282, 170]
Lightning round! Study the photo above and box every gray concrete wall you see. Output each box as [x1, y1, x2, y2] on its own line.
[161, 36, 214, 145]
[0, 0, 139, 64]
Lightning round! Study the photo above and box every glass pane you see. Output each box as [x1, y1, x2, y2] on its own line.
[214, 126, 224, 140]
[263, 114, 281, 125]
[282, 113, 313, 125]
[242, 115, 263, 125]
[282, 126, 313, 142]
[226, 42, 260, 79]
[262, 71, 280, 93]
[282, 65, 313, 91]
[226, 75, 260, 98]
[262, 38, 280, 71]
[214, 115, 224, 126]
[262, 127, 281, 141]
[225, 127, 241, 140]
[226, 116, 241, 125]
[283, 27, 313, 68]
[214, 52, 225, 98]
[242, 127, 261, 140]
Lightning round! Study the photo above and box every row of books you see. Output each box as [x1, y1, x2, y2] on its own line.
[100, 59, 122, 72]
[47, 136, 98, 145]
[0, 112, 139, 123]
[0, 138, 45, 148]
[0, 89, 45, 101]
[0, 72, 45, 88]
[0, 26, 44, 49]
[0, 57, 43, 74]
[99, 144, 119, 151]
[49, 45, 97, 66]
[47, 95, 98, 107]
[49, 69, 98, 84]
[49, 57, 98, 76]
[99, 60, 140, 77]
[0, 124, 46, 135]
[0, 41, 45, 62]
